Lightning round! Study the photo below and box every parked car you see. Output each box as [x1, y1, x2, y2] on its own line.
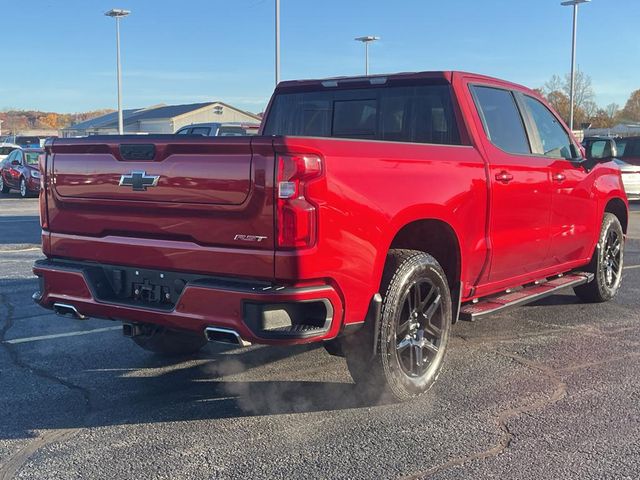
[0, 148, 43, 197]
[583, 136, 640, 201]
[614, 136, 640, 166]
[0, 143, 20, 162]
[34, 71, 628, 401]
[3, 135, 42, 148]
[614, 159, 640, 201]
[175, 122, 260, 136]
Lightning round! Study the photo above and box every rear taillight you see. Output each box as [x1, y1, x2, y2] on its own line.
[38, 153, 48, 230]
[276, 154, 322, 249]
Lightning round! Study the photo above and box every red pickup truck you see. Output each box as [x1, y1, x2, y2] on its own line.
[34, 71, 628, 401]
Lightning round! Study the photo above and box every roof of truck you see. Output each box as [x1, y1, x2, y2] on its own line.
[275, 71, 532, 93]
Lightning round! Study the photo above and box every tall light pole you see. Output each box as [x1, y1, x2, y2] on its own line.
[355, 36, 380, 76]
[561, 0, 590, 131]
[105, 8, 130, 135]
[275, 0, 280, 86]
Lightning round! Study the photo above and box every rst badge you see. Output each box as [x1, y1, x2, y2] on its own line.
[234, 234, 268, 243]
[119, 171, 160, 191]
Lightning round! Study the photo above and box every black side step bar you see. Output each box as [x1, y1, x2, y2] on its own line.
[459, 271, 594, 322]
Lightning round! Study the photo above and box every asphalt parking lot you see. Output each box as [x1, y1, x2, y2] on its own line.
[1, 194, 639, 480]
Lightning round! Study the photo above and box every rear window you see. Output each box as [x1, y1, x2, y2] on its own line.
[16, 136, 40, 146]
[263, 84, 462, 145]
[218, 126, 247, 136]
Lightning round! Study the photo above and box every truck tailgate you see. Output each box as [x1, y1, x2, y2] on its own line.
[45, 136, 276, 278]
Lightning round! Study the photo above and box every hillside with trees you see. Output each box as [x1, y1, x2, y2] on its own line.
[0, 109, 114, 134]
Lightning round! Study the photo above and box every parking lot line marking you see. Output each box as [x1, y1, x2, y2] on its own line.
[0, 219, 39, 223]
[4, 326, 121, 345]
[0, 247, 41, 253]
[623, 264, 640, 270]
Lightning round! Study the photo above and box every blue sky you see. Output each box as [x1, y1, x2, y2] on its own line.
[1, 0, 638, 114]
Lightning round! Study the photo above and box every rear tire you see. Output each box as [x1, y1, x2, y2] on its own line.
[0, 176, 9, 193]
[574, 213, 624, 303]
[343, 249, 452, 402]
[132, 327, 207, 357]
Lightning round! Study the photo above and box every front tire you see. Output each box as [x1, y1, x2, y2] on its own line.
[574, 213, 624, 303]
[19, 177, 28, 198]
[132, 327, 207, 357]
[0, 176, 9, 194]
[343, 249, 452, 402]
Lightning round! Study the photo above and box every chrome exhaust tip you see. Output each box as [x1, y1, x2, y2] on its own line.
[53, 303, 87, 320]
[204, 327, 251, 347]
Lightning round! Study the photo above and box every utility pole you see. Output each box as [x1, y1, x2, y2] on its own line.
[354, 36, 380, 76]
[105, 9, 131, 134]
[275, 0, 280, 86]
[561, 0, 590, 131]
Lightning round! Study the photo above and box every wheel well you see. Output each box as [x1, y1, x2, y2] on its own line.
[605, 198, 628, 234]
[389, 219, 461, 290]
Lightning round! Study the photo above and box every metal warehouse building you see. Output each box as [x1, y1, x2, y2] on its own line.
[62, 101, 261, 137]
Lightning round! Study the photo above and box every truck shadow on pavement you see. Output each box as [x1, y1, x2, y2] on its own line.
[0, 276, 375, 440]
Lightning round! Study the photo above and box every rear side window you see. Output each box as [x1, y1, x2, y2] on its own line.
[472, 86, 531, 155]
[263, 84, 462, 145]
[190, 127, 211, 136]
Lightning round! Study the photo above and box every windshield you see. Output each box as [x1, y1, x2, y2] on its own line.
[263, 83, 462, 145]
[24, 152, 41, 165]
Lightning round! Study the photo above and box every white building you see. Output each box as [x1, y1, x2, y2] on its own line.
[62, 102, 261, 137]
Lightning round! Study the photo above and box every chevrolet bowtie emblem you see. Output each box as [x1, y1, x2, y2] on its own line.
[119, 171, 160, 191]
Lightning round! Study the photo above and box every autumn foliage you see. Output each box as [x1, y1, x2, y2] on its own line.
[0, 109, 114, 133]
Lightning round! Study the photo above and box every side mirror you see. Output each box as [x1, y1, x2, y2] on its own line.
[586, 138, 617, 162]
[11, 160, 20, 166]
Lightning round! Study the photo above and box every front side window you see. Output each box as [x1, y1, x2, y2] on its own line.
[523, 96, 576, 160]
[24, 152, 40, 165]
[472, 86, 531, 155]
[263, 84, 462, 145]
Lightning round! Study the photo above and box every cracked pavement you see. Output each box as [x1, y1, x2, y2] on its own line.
[1, 195, 639, 479]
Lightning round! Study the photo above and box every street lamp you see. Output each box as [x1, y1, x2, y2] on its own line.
[354, 36, 380, 76]
[561, 0, 590, 131]
[275, 0, 280, 86]
[105, 8, 131, 135]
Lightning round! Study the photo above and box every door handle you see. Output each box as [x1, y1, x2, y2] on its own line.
[495, 171, 514, 183]
[552, 173, 566, 183]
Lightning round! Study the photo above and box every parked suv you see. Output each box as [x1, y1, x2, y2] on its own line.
[584, 136, 640, 201]
[0, 148, 43, 197]
[34, 71, 628, 401]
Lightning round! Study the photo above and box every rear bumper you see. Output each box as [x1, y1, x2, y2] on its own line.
[33, 259, 344, 345]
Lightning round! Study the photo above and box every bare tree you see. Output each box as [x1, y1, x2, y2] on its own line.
[543, 69, 596, 123]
